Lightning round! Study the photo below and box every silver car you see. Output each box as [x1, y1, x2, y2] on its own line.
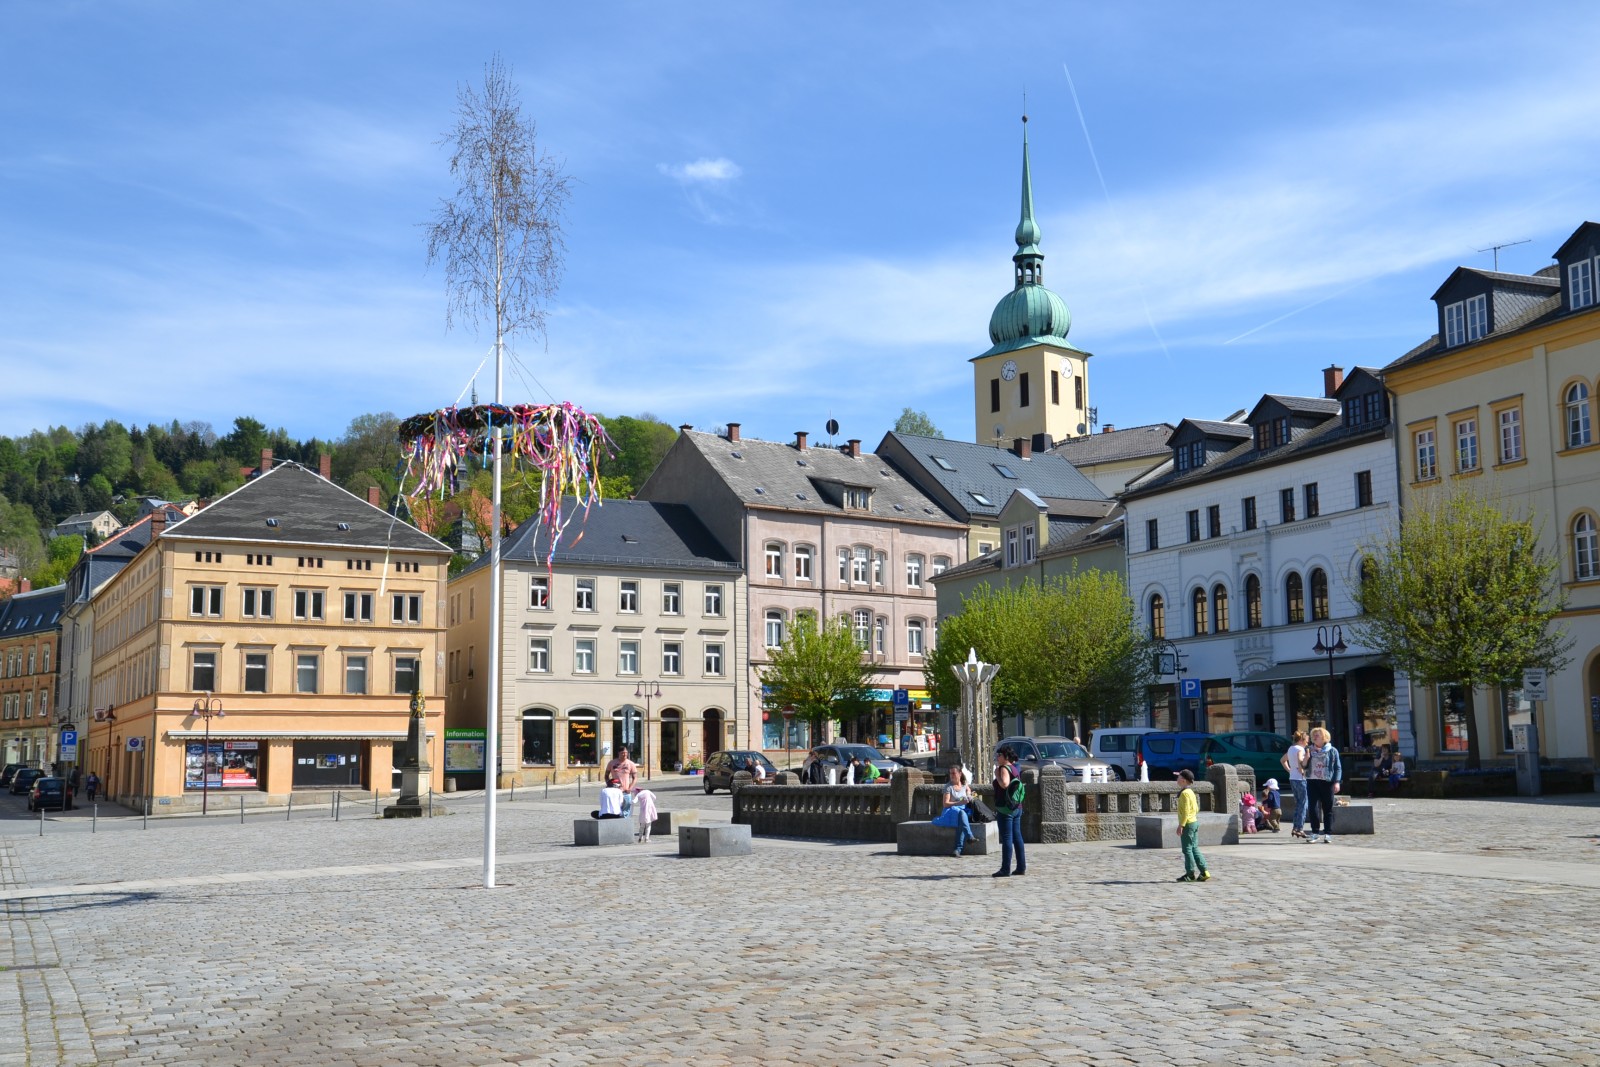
[995, 736, 1115, 783]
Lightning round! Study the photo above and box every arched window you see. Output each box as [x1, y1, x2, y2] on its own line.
[1566, 382, 1593, 448]
[1149, 593, 1165, 639]
[1286, 572, 1305, 624]
[907, 618, 925, 656]
[1245, 574, 1262, 629]
[853, 609, 872, 649]
[793, 544, 814, 581]
[1310, 568, 1329, 621]
[1575, 513, 1599, 581]
[521, 709, 554, 765]
[874, 615, 887, 655]
[764, 542, 783, 578]
[1191, 588, 1209, 636]
[1213, 584, 1230, 633]
[566, 711, 599, 766]
[764, 610, 785, 649]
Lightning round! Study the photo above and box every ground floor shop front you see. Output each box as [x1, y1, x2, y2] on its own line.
[491, 702, 750, 786]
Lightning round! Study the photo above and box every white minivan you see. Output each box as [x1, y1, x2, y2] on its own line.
[1088, 727, 1155, 780]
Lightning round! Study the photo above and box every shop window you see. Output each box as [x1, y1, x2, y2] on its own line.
[567, 714, 599, 766]
[1438, 683, 1468, 753]
[1204, 681, 1234, 734]
[1500, 684, 1533, 753]
[522, 712, 554, 765]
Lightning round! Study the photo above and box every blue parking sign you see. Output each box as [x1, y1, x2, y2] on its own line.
[1179, 678, 1201, 700]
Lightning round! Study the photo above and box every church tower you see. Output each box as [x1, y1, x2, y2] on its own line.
[971, 117, 1091, 448]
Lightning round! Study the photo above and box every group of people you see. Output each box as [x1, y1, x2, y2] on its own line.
[589, 746, 660, 843]
[1239, 778, 1283, 833]
[1282, 727, 1343, 843]
[1367, 744, 1407, 793]
[928, 747, 1029, 876]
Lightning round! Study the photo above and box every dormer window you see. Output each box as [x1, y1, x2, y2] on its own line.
[1174, 441, 1204, 471]
[1572, 260, 1595, 310]
[1273, 417, 1290, 447]
[843, 487, 871, 510]
[1445, 294, 1488, 346]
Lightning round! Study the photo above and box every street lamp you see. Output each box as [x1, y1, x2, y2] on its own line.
[1312, 625, 1347, 738]
[633, 680, 662, 782]
[1153, 637, 1187, 730]
[191, 694, 225, 814]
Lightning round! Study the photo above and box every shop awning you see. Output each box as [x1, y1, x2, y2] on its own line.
[1237, 655, 1388, 686]
[163, 729, 435, 741]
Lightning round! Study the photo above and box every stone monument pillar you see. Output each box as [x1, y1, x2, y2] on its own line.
[951, 648, 1000, 780]
[384, 684, 433, 819]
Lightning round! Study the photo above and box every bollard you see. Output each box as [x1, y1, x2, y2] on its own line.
[374, 791, 379, 815]
[38, 806, 44, 836]
[240, 796, 245, 824]
[140, 801, 145, 831]
[335, 791, 341, 822]
[544, 775, 550, 799]
[577, 775, 582, 797]
[510, 779, 515, 802]
[95, 803, 100, 833]
[427, 789, 433, 818]
[287, 793, 293, 821]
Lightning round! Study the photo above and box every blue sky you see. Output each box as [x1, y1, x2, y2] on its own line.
[4, 2, 1598, 451]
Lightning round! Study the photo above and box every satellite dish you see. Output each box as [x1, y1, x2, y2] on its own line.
[826, 418, 840, 436]
[993, 424, 1005, 440]
[1076, 423, 1088, 435]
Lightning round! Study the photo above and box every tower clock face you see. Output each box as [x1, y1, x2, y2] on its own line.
[1001, 359, 1018, 381]
[1060, 357, 1073, 378]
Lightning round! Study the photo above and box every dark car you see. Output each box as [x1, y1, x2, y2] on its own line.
[1136, 732, 1213, 781]
[9, 767, 46, 795]
[0, 762, 32, 788]
[800, 744, 898, 784]
[1200, 731, 1293, 783]
[703, 750, 778, 794]
[28, 776, 74, 812]
[995, 736, 1116, 783]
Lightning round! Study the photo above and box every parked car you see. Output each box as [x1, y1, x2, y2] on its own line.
[800, 744, 899, 784]
[995, 736, 1116, 783]
[1200, 731, 1294, 783]
[0, 762, 33, 788]
[1088, 727, 1155, 781]
[702, 750, 778, 794]
[1135, 732, 1213, 780]
[27, 776, 74, 812]
[9, 767, 47, 795]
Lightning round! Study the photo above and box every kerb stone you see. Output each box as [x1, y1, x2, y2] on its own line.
[678, 823, 752, 857]
[574, 818, 634, 846]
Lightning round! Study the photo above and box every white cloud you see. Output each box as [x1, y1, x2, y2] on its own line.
[657, 157, 743, 184]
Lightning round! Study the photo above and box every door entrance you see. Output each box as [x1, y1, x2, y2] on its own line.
[703, 709, 723, 756]
[659, 709, 681, 770]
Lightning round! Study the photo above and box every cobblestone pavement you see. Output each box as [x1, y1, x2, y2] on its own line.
[4, 785, 1600, 1066]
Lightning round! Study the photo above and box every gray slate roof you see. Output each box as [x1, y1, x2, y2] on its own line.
[876, 431, 1105, 521]
[162, 462, 447, 553]
[0, 583, 66, 636]
[685, 430, 962, 525]
[459, 498, 741, 577]
[935, 507, 1126, 584]
[1049, 423, 1174, 465]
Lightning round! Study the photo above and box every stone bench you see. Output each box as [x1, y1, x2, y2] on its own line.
[574, 817, 634, 846]
[896, 820, 998, 856]
[650, 809, 699, 836]
[1324, 802, 1375, 835]
[1134, 813, 1238, 849]
[679, 823, 752, 858]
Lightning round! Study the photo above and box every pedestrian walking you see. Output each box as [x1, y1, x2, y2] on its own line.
[1304, 726, 1342, 843]
[1283, 731, 1310, 839]
[1175, 768, 1211, 882]
[930, 766, 975, 857]
[632, 787, 658, 843]
[992, 746, 1026, 877]
[85, 772, 99, 802]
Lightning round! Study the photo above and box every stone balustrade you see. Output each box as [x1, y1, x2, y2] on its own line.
[731, 782, 897, 842]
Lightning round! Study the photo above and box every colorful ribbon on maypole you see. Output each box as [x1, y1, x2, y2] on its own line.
[397, 402, 615, 564]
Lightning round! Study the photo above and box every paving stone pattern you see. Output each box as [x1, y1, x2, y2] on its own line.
[3, 786, 1600, 1066]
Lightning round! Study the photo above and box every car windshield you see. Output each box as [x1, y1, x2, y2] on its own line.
[1035, 741, 1089, 759]
[834, 746, 883, 762]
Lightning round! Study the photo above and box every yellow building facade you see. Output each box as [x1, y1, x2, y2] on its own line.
[83, 463, 451, 808]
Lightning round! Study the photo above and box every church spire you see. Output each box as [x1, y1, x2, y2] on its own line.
[1013, 114, 1043, 289]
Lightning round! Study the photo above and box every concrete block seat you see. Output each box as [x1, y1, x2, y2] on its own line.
[1134, 813, 1238, 849]
[679, 823, 752, 857]
[897, 821, 998, 856]
[1324, 803, 1375, 835]
[650, 809, 699, 836]
[574, 817, 635, 846]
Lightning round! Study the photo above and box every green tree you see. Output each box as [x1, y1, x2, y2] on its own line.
[1353, 489, 1572, 770]
[31, 534, 83, 588]
[598, 413, 677, 495]
[893, 408, 944, 439]
[759, 613, 881, 740]
[925, 572, 1154, 736]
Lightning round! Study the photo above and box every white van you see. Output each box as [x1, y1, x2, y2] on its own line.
[1088, 727, 1155, 780]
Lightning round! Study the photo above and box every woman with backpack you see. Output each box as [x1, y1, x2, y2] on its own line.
[992, 747, 1026, 877]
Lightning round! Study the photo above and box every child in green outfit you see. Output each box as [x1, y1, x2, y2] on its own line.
[1174, 768, 1211, 882]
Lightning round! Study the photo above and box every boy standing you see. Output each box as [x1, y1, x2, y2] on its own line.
[1175, 768, 1210, 882]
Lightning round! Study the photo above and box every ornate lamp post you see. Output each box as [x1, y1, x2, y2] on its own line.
[190, 694, 225, 814]
[951, 648, 1001, 773]
[1312, 624, 1347, 738]
[634, 680, 662, 782]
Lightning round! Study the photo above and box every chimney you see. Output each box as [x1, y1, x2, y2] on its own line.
[795, 431, 808, 452]
[726, 422, 741, 443]
[1031, 432, 1053, 454]
[19, 578, 31, 594]
[319, 453, 332, 480]
[1102, 424, 1116, 434]
[367, 485, 381, 507]
[1323, 365, 1345, 398]
[258, 448, 273, 475]
[678, 423, 693, 434]
[846, 438, 861, 458]
[149, 511, 165, 539]
[1012, 437, 1032, 459]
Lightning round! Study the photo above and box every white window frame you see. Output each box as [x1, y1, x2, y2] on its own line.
[764, 610, 785, 649]
[1415, 428, 1437, 481]
[618, 639, 640, 676]
[1022, 526, 1036, 563]
[837, 547, 849, 583]
[906, 554, 924, 588]
[765, 542, 783, 578]
[704, 584, 724, 617]
[293, 588, 324, 621]
[190, 585, 223, 618]
[852, 609, 871, 649]
[1571, 259, 1594, 310]
[907, 618, 925, 656]
[295, 653, 319, 694]
[345, 653, 368, 694]
[1005, 528, 1019, 567]
[343, 591, 373, 623]
[794, 545, 813, 581]
[851, 546, 869, 585]
[932, 555, 949, 577]
[1498, 406, 1523, 463]
[241, 586, 275, 619]
[1566, 382, 1592, 448]
[1455, 418, 1478, 472]
[662, 641, 682, 676]
[573, 638, 596, 675]
[574, 578, 596, 612]
[391, 593, 421, 625]
[1465, 293, 1487, 340]
[528, 638, 550, 674]
[704, 643, 723, 677]
[1444, 301, 1467, 346]
[662, 582, 682, 615]
[619, 580, 640, 614]
[1575, 514, 1599, 581]
[529, 575, 550, 610]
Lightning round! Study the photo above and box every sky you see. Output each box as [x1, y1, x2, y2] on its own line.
[4, 2, 1599, 453]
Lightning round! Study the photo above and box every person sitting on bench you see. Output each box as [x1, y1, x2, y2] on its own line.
[592, 778, 628, 819]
